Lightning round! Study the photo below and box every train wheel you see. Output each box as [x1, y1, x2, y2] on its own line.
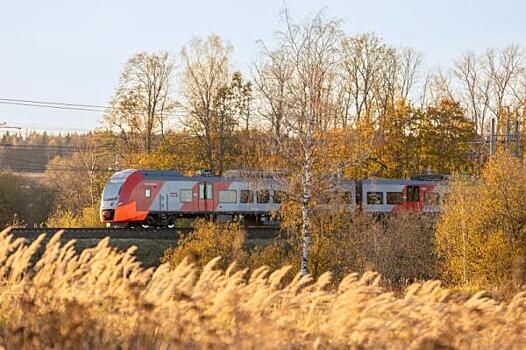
[166, 216, 176, 229]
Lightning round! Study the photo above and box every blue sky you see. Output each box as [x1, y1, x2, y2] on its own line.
[0, 0, 525, 132]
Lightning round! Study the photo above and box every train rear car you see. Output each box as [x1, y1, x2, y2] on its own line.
[358, 179, 445, 213]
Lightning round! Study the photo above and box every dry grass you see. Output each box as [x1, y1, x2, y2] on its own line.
[0, 229, 524, 349]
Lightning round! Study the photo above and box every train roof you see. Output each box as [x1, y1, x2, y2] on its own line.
[130, 169, 279, 183]
[114, 170, 444, 185]
[360, 178, 443, 185]
[137, 169, 184, 178]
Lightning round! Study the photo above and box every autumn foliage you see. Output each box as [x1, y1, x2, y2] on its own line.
[436, 153, 526, 287]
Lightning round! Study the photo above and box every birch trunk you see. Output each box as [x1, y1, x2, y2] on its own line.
[300, 117, 314, 277]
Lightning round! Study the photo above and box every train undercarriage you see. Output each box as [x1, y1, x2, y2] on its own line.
[106, 212, 280, 229]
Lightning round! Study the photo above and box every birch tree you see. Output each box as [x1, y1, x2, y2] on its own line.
[255, 11, 345, 276]
[340, 34, 423, 124]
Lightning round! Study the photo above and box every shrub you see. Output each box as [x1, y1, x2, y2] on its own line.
[248, 239, 296, 273]
[161, 219, 248, 270]
[436, 153, 526, 287]
[279, 202, 436, 285]
[46, 206, 104, 228]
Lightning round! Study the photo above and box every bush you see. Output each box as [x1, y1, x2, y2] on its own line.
[161, 219, 248, 270]
[162, 208, 436, 287]
[436, 153, 526, 287]
[248, 239, 296, 273]
[271, 203, 436, 285]
[46, 206, 104, 228]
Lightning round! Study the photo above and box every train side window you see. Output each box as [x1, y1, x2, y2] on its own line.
[206, 183, 213, 199]
[257, 190, 270, 203]
[407, 186, 420, 202]
[240, 190, 253, 203]
[219, 190, 237, 203]
[366, 192, 383, 205]
[387, 192, 403, 205]
[273, 191, 284, 203]
[180, 189, 193, 203]
[145, 189, 151, 198]
[199, 184, 205, 199]
[425, 192, 440, 206]
[199, 183, 213, 200]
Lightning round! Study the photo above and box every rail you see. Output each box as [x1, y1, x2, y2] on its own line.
[3, 226, 281, 240]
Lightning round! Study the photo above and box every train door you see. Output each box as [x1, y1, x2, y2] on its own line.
[198, 182, 214, 212]
[159, 193, 168, 212]
[406, 185, 421, 211]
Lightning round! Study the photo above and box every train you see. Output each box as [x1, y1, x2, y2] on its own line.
[99, 169, 448, 228]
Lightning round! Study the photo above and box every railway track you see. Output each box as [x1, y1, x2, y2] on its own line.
[3, 226, 281, 240]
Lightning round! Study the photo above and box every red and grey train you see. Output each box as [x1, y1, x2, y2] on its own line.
[99, 169, 447, 228]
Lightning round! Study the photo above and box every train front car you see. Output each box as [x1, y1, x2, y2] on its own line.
[100, 169, 285, 228]
[100, 169, 184, 228]
[100, 169, 137, 227]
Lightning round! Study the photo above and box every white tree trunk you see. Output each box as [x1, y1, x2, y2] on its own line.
[300, 119, 314, 277]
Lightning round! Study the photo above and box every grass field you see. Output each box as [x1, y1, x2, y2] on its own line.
[0, 229, 525, 349]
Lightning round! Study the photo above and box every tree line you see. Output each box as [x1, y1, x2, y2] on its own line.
[2, 9, 526, 281]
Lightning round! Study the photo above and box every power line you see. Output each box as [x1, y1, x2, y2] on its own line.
[0, 143, 114, 153]
[0, 98, 109, 109]
[0, 97, 187, 115]
[0, 155, 115, 172]
[2, 123, 93, 132]
[0, 166, 114, 173]
[0, 101, 103, 113]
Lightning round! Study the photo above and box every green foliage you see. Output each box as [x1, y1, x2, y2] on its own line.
[436, 153, 526, 287]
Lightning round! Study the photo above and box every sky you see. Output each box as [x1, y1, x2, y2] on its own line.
[1, 0, 525, 133]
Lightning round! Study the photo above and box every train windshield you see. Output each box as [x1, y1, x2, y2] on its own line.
[103, 179, 124, 201]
